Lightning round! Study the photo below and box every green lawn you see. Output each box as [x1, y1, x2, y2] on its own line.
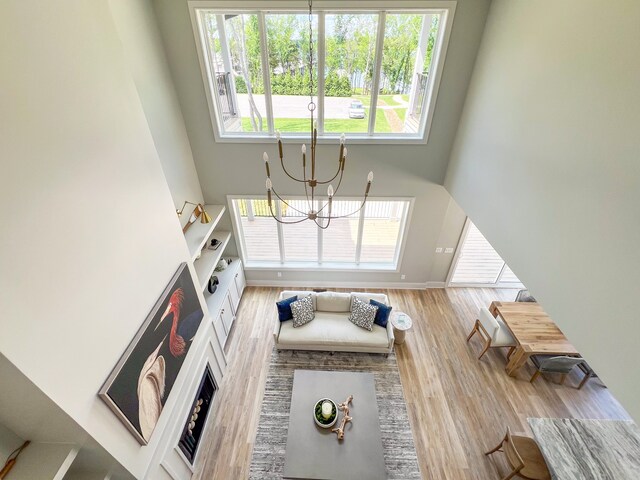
[241, 108, 393, 133]
[353, 94, 408, 107]
[377, 95, 403, 106]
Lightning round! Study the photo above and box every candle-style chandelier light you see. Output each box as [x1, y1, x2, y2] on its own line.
[263, 0, 373, 229]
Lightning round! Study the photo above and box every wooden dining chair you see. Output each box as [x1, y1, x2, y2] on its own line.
[466, 308, 517, 360]
[529, 355, 587, 388]
[485, 427, 551, 480]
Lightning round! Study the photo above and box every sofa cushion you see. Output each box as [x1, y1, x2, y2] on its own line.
[350, 292, 389, 310]
[291, 295, 315, 328]
[276, 295, 297, 321]
[370, 299, 392, 328]
[316, 292, 351, 312]
[278, 312, 389, 348]
[281, 290, 317, 310]
[348, 297, 378, 331]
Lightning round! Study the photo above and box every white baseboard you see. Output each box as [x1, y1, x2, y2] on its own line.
[246, 279, 430, 290]
[425, 281, 446, 288]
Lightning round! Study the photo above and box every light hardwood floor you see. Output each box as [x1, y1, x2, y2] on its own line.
[193, 287, 630, 479]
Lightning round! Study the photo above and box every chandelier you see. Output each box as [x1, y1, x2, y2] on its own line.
[263, 0, 373, 229]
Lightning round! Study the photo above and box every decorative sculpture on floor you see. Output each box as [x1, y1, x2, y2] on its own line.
[332, 395, 353, 440]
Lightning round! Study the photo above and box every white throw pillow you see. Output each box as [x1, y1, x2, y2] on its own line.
[348, 297, 378, 331]
[291, 295, 315, 328]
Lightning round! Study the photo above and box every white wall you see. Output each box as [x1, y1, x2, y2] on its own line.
[428, 195, 466, 282]
[109, 0, 204, 229]
[0, 422, 23, 464]
[0, 0, 210, 477]
[445, 0, 640, 420]
[151, 0, 492, 286]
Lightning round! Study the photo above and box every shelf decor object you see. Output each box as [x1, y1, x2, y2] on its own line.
[177, 201, 212, 233]
[313, 398, 337, 429]
[332, 395, 354, 440]
[99, 263, 204, 445]
[262, 0, 373, 229]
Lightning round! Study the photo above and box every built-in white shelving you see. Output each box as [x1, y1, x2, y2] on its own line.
[183, 205, 225, 261]
[193, 231, 232, 291]
[163, 206, 245, 477]
[180, 202, 245, 346]
[203, 257, 241, 316]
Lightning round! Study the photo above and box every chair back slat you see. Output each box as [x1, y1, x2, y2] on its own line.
[503, 428, 525, 472]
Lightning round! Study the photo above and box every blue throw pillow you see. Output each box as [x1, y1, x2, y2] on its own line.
[276, 295, 298, 321]
[370, 299, 392, 328]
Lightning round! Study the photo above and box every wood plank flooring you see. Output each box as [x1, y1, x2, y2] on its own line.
[192, 287, 630, 479]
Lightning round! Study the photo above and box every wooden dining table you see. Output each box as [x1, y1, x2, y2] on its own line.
[488, 301, 579, 376]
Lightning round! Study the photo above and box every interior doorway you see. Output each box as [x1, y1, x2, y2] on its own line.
[447, 218, 524, 288]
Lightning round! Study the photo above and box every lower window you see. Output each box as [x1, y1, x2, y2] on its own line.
[229, 197, 411, 270]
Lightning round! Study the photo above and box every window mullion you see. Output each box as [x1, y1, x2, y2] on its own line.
[258, 12, 275, 134]
[495, 262, 508, 285]
[355, 206, 366, 264]
[235, 200, 251, 263]
[316, 200, 323, 264]
[275, 199, 285, 263]
[317, 12, 326, 135]
[368, 12, 386, 135]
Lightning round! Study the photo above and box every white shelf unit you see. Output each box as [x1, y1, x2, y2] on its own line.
[181, 203, 246, 349]
[183, 205, 225, 261]
[203, 258, 246, 345]
[193, 231, 232, 291]
[203, 258, 240, 314]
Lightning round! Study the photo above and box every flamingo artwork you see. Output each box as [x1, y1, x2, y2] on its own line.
[100, 263, 205, 445]
[155, 288, 201, 357]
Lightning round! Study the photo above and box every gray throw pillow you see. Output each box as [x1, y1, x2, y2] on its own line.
[348, 297, 378, 331]
[291, 295, 315, 328]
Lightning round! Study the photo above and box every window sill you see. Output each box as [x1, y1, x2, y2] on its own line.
[244, 261, 399, 273]
[212, 133, 428, 145]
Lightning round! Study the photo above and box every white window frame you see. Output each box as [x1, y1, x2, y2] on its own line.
[227, 195, 414, 272]
[188, 1, 456, 144]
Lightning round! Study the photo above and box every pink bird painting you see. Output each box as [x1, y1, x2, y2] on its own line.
[155, 288, 202, 357]
[100, 263, 204, 445]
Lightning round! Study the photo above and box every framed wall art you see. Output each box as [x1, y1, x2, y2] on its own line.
[99, 262, 204, 444]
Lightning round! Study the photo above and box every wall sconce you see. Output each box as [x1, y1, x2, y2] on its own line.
[177, 201, 211, 232]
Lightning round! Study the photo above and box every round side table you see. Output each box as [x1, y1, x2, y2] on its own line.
[390, 312, 413, 345]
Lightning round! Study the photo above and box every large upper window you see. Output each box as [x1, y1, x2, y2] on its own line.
[191, 3, 452, 142]
[229, 197, 412, 269]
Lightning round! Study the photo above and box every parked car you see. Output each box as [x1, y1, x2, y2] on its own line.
[348, 100, 366, 119]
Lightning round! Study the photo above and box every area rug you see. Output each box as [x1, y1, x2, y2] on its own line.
[249, 349, 421, 479]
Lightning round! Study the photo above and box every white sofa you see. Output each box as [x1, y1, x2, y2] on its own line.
[274, 290, 395, 354]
